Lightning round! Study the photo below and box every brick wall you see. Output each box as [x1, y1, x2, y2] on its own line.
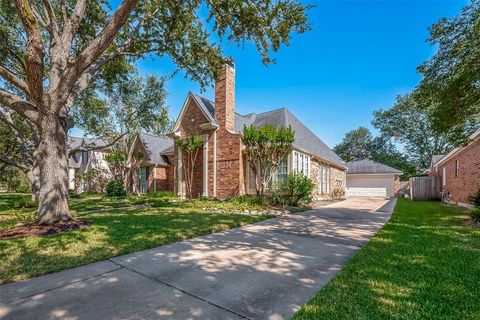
[435, 138, 480, 205]
[310, 158, 346, 202]
[215, 64, 235, 132]
[148, 166, 173, 192]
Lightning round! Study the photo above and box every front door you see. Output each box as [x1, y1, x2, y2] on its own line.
[138, 167, 148, 193]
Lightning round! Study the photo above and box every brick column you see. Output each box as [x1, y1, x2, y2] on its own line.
[203, 134, 208, 197]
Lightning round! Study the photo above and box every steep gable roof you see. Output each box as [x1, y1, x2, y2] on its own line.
[347, 159, 403, 175]
[138, 132, 173, 165]
[190, 92, 345, 168]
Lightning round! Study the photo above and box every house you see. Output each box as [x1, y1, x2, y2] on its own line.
[425, 154, 444, 175]
[67, 137, 112, 192]
[127, 132, 174, 193]
[345, 159, 402, 198]
[430, 128, 480, 206]
[129, 62, 347, 201]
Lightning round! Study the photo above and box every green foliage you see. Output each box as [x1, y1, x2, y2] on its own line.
[470, 208, 480, 221]
[468, 189, 480, 207]
[105, 180, 126, 198]
[15, 181, 30, 194]
[68, 190, 81, 199]
[13, 199, 37, 209]
[281, 173, 314, 207]
[415, 1, 480, 135]
[242, 124, 295, 196]
[334, 127, 416, 179]
[175, 135, 204, 153]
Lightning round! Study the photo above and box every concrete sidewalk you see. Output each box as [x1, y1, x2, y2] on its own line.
[0, 197, 396, 320]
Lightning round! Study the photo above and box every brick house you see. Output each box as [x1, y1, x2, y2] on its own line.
[128, 62, 347, 200]
[430, 128, 480, 206]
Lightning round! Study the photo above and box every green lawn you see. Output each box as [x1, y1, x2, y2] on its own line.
[294, 198, 480, 320]
[0, 193, 272, 284]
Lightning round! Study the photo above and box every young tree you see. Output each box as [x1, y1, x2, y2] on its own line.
[175, 135, 203, 200]
[334, 126, 416, 179]
[333, 127, 373, 162]
[242, 124, 295, 197]
[0, 0, 311, 224]
[373, 94, 457, 169]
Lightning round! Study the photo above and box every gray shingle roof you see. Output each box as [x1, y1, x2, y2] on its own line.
[189, 93, 345, 168]
[68, 136, 109, 168]
[234, 108, 345, 168]
[431, 155, 444, 167]
[138, 132, 173, 165]
[347, 159, 403, 175]
[190, 93, 218, 125]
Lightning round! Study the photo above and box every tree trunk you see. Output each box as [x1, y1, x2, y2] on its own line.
[36, 115, 71, 224]
[26, 164, 40, 201]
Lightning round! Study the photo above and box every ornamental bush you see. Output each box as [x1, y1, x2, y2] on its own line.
[281, 173, 314, 207]
[106, 180, 126, 197]
[468, 189, 480, 207]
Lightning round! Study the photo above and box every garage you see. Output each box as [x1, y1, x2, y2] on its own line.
[346, 159, 402, 198]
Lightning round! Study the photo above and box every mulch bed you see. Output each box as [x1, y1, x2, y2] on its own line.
[0, 220, 91, 240]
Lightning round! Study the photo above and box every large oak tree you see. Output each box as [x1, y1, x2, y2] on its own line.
[0, 0, 311, 224]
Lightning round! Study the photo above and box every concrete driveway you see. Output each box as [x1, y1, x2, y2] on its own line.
[0, 197, 396, 320]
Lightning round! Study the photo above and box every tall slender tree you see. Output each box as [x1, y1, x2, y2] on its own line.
[0, 0, 311, 224]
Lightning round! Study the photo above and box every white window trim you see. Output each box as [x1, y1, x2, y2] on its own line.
[292, 150, 310, 177]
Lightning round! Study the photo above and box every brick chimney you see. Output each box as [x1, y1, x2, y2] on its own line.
[214, 61, 235, 132]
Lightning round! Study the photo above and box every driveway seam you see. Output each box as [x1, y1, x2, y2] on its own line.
[4, 266, 123, 303]
[108, 259, 252, 320]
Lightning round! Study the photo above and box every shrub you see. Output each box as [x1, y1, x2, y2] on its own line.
[468, 189, 480, 207]
[470, 208, 480, 221]
[105, 180, 126, 197]
[331, 188, 346, 200]
[13, 198, 38, 209]
[281, 173, 314, 207]
[15, 182, 30, 193]
[68, 190, 81, 199]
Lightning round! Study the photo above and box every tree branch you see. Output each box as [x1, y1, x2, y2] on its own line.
[42, 0, 60, 39]
[13, 0, 45, 107]
[0, 66, 30, 95]
[0, 154, 29, 171]
[0, 88, 38, 121]
[62, 0, 87, 49]
[72, 0, 136, 80]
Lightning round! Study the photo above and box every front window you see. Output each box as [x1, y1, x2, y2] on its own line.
[81, 151, 89, 164]
[318, 163, 330, 194]
[276, 158, 288, 184]
[293, 151, 310, 177]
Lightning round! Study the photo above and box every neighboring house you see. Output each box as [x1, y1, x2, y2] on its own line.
[128, 62, 347, 200]
[68, 137, 112, 192]
[345, 159, 402, 198]
[127, 132, 174, 193]
[430, 128, 480, 206]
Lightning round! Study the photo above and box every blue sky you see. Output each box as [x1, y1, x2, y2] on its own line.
[73, 0, 467, 147]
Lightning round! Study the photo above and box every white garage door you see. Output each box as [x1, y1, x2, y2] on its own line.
[346, 175, 394, 197]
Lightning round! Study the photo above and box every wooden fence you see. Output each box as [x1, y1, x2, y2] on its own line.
[409, 176, 441, 201]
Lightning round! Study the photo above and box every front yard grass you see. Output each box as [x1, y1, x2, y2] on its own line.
[0, 193, 272, 284]
[294, 198, 480, 320]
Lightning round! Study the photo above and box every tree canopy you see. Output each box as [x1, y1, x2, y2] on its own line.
[414, 1, 479, 137]
[333, 126, 416, 179]
[0, 0, 311, 223]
